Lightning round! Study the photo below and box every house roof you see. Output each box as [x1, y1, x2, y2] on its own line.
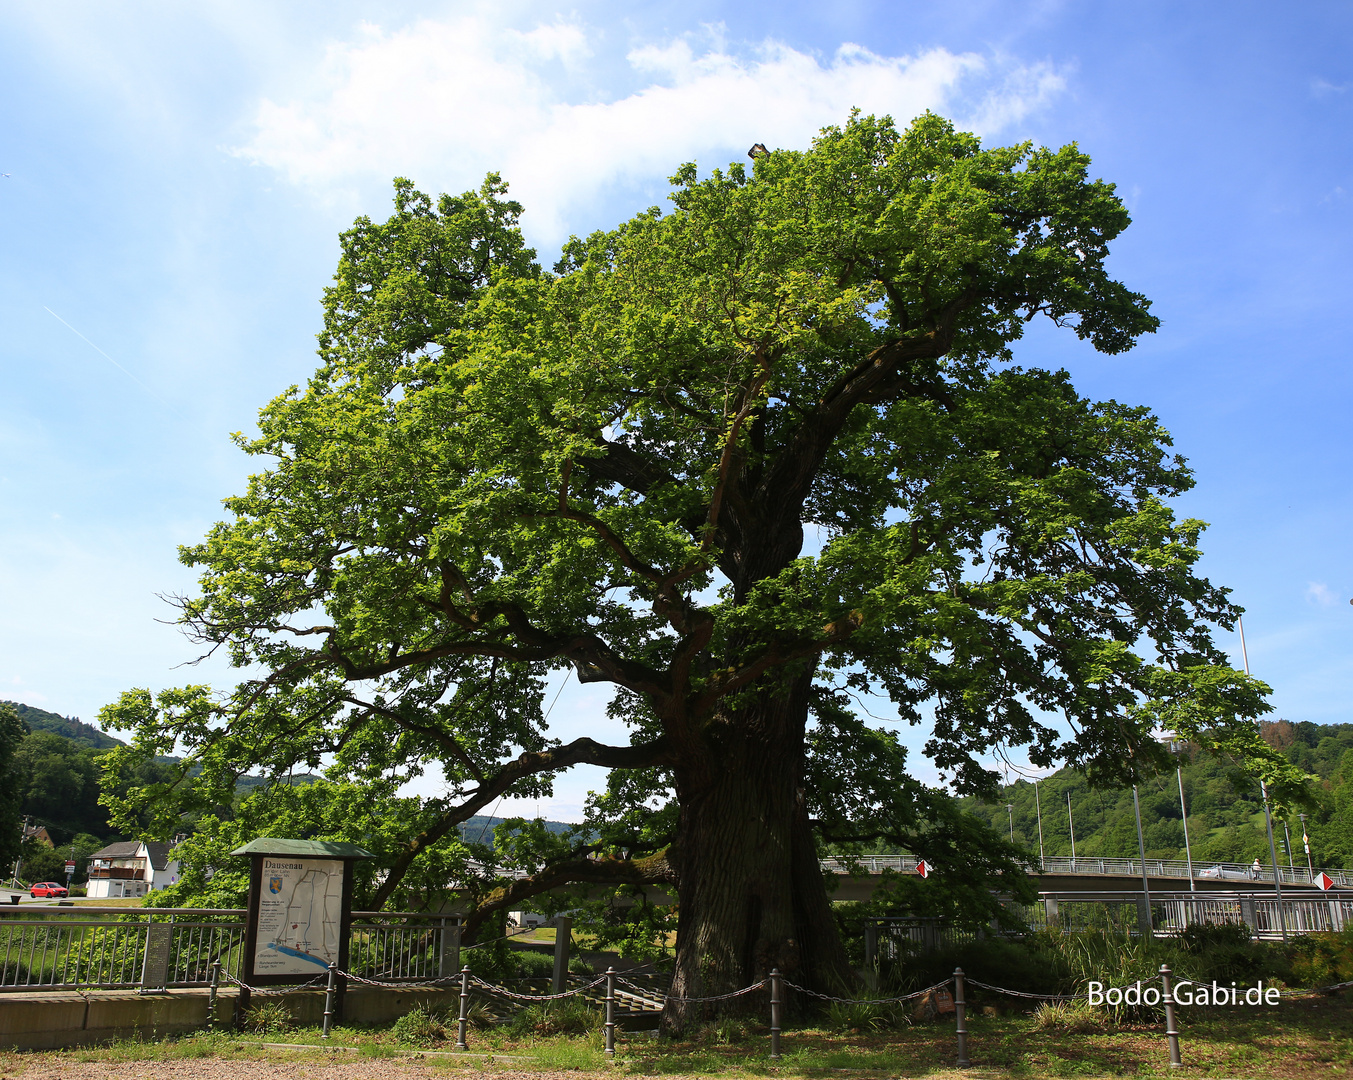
[89, 840, 177, 870]
[90, 841, 141, 860]
[143, 841, 173, 871]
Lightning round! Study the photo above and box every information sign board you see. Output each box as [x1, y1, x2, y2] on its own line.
[230, 837, 374, 1002]
[253, 856, 345, 975]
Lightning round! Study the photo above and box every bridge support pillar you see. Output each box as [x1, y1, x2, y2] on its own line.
[1330, 900, 1345, 932]
[1239, 898, 1257, 931]
[1043, 896, 1059, 930]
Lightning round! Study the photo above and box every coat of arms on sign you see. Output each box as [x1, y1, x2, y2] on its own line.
[269, 876, 283, 893]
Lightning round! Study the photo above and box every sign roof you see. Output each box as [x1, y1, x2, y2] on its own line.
[229, 837, 375, 859]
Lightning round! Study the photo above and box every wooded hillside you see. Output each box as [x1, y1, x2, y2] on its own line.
[963, 720, 1353, 870]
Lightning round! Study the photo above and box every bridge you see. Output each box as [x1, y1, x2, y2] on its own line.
[819, 854, 1352, 901]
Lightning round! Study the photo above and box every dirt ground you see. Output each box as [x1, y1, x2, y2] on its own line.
[3, 1061, 608, 1080]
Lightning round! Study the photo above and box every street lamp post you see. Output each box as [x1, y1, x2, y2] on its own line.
[1239, 616, 1287, 942]
[1006, 803, 1015, 843]
[1067, 791, 1077, 870]
[1166, 737, 1196, 895]
[1034, 781, 1045, 868]
[1132, 782, 1155, 937]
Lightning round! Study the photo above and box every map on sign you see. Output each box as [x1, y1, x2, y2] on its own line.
[253, 857, 344, 975]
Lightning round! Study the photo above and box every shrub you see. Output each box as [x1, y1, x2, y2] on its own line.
[392, 1005, 449, 1046]
[900, 936, 1068, 998]
[0, 960, 30, 986]
[823, 998, 899, 1033]
[1286, 928, 1353, 988]
[507, 997, 601, 1037]
[512, 949, 555, 978]
[1178, 921, 1287, 985]
[704, 1014, 755, 1044]
[1032, 999, 1108, 1033]
[242, 1000, 293, 1034]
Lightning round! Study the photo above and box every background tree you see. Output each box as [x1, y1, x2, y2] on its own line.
[0, 704, 26, 872]
[102, 112, 1292, 1028]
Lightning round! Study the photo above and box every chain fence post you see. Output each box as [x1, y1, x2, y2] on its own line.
[954, 967, 970, 1068]
[769, 968, 782, 1061]
[456, 964, 471, 1050]
[1160, 964, 1182, 1068]
[322, 963, 337, 1039]
[604, 966, 616, 1058]
[207, 960, 220, 1030]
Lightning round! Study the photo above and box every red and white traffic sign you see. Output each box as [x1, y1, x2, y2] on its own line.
[916, 860, 932, 878]
[1315, 871, 1335, 891]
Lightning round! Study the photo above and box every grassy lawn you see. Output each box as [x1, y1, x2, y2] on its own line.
[2, 993, 1350, 1077]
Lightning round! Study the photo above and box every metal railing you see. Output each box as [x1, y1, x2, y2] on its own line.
[0, 909, 245, 992]
[0, 907, 462, 993]
[820, 854, 1353, 887]
[348, 912, 461, 981]
[1028, 891, 1353, 940]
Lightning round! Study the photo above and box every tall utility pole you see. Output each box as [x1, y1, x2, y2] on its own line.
[1239, 616, 1287, 942]
[1067, 791, 1077, 868]
[1299, 813, 1314, 878]
[1034, 781, 1045, 867]
[1006, 802, 1015, 842]
[1132, 783, 1154, 937]
[1166, 736, 1196, 893]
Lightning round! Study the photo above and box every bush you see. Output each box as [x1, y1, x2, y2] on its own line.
[702, 1015, 755, 1044]
[512, 949, 555, 978]
[392, 1005, 449, 1046]
[823, 998, 899, 1033]
[242, 1000, 293, 1034]
[1, 960, 30, 986]
[1286, 928, 1353, 988]
[507, 997, 601, 1037]
[1178, 921, 1287, 985]
[899, 936, 1068, 998]
[1032, 999, 1108, 1033]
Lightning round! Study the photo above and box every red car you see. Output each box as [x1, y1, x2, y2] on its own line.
[29, 882, 69, 899]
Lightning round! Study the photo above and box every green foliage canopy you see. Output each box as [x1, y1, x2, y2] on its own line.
[101, 113, 1291, 995]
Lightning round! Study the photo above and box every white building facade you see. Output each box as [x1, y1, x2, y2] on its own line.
[84, 841, 180, 899]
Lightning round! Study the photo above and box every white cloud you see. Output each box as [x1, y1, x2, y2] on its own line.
[232, 17, 1067, 242]
[1305, 582, 1338, 606]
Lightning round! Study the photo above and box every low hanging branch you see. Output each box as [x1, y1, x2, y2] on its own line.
[368, 734, 674, 909]
[461, 847, 679, 942]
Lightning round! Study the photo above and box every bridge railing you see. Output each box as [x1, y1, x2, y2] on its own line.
[1029, 891, 1353, 940]
[819, 854, 1353, 887]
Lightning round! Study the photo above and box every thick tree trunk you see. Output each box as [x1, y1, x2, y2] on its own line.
[663, 673, 854, 1032]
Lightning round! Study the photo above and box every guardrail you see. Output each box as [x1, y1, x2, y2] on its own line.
[820, 854, 1353, 887]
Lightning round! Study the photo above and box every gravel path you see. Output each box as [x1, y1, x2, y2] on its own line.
[5, 1059, 616, 1080]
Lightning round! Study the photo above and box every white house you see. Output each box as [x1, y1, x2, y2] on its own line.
[85, 841, 181, 899]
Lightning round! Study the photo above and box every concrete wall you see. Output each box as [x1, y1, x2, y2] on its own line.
[0, 984, 461, 1051]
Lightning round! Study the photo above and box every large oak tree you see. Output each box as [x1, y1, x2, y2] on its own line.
[104, 113, 1282, 1027]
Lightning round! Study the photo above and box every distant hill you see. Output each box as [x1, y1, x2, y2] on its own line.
[4, 701, 122, 750]
[458, 815, 577, 840]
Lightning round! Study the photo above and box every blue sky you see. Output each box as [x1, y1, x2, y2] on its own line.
[2, 1, 1350, 819]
